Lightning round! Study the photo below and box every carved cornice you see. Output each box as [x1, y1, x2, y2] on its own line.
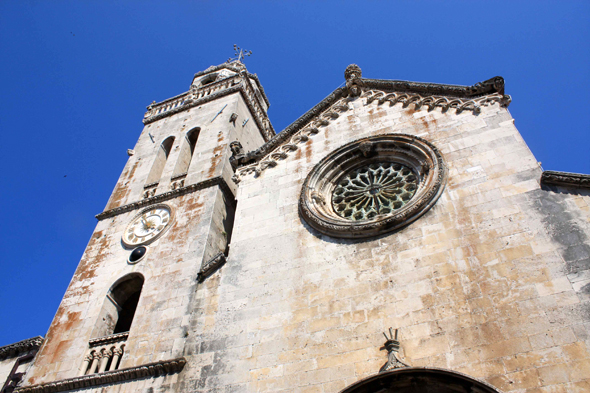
[143, 181, 159, 190]
[170, 172, 187, 181]
[238, 74, 275, 141]
[197, 252, 226, 282]
[232, 89, 509, 183]
[231, 66, 510, 181]
[88, 332, 128, 348]
[362, 75, 505, 98]
[0, 336, 43, 360]
[363, 90, 510, 115]
[541, 170, 590, 189]
[231, 87, 347, 176]
[15, 357, 186, 393]
[96, 176, 234, 221]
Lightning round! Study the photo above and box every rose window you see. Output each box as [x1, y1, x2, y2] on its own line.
[332, 163, 418, 220]
[299, 134, 447, 239]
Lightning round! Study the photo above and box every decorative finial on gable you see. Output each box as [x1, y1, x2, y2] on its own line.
[344, 64, 363, 97]
[380, 327, 409, 373]
[345, 64, 362, 80]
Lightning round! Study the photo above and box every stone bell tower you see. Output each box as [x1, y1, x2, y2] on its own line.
[18, 60, 274, 392]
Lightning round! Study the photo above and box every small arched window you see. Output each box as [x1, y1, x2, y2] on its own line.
[92, 274, 144, 338]
[145, 137, 175, 185]
[172, 128, 200, 177]
[200, 73, 218, 86]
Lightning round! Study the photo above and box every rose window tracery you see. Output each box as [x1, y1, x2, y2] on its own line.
[299, 134, 447, 239]
[332, 163, 418, 221]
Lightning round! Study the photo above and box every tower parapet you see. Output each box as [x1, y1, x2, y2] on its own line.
[143, 61, 274, 142]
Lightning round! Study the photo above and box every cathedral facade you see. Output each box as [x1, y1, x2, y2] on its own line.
[3, 61, 590, 392]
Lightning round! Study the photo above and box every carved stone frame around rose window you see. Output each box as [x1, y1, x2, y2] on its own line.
[299, 134, 447, 239]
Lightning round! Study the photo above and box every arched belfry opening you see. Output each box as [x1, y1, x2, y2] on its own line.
[339, 368, 502, 393]
[145, 136, 175, 185]
[92, 273, 144, 338]
[172, 127, 200, 177]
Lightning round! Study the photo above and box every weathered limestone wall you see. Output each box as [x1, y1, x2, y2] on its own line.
[180, 96, 590, 392]
[24, 186, 222, 386]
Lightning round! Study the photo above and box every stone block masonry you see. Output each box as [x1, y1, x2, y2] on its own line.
[15, 63, 590, 392]
[198, 91, 589, 391]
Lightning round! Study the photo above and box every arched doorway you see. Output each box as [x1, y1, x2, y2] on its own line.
[339, 367, 502, 393]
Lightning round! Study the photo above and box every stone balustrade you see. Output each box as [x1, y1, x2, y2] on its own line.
[141, 72, 275, 140]
[190, 77, 237, 100]
[144, 76, 240, 120]
[79, 332, 128, 376]
[152, 97, 186, 116]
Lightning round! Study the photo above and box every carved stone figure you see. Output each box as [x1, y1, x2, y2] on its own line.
[345, 64, 364, 97]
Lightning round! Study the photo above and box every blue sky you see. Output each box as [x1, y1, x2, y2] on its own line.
[0, 1, 588, 346]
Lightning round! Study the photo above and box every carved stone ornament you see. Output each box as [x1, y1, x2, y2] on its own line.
[380, 328, 409, 373]
[345, 64, 364, 97]
[299, 134, 447, 239]
[229, 141, 246, 170]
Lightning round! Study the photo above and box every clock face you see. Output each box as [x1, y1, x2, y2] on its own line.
[123, 206, 172, 247]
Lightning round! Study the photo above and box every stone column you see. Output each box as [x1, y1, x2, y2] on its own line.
[98, 349, 112, 373]
[108, 347, 123, 371]
[88, 351, 101, 374]
[78, 354, 93, 376]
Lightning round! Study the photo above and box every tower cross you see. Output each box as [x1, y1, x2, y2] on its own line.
[228, 44, 252, 63]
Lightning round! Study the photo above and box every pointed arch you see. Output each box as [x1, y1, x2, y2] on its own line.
[91, 273, 145, 338]
[172, 127, 200, 177]
[339, 367, 502, 393]
[145, 137, 175, 185]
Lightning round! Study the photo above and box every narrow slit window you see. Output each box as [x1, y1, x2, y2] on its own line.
[146, 137, 175, 185]
[172, 128, 200, 177]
